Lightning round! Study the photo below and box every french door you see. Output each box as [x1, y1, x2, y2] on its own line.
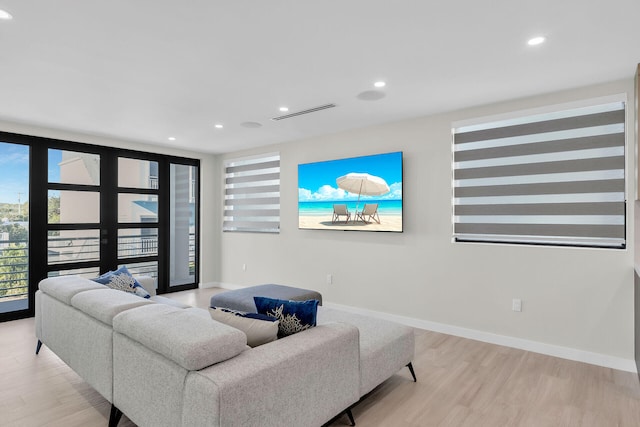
[0, 133, 200, 322]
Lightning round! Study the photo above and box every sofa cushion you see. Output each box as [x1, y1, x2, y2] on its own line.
[254, 297, 319, 337]
[209, 307, 279, 347]
[317, 307, 415, 396]
[113, 304, 247, 370]
[150, 295, 191, 309]
[70, 288, 154, 326]
[38, 275, 105, 305]
[92, 266, 151, 298]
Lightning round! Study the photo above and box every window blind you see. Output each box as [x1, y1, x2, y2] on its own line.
[453, 100, 626, 248]
[223, 153, 280, 233]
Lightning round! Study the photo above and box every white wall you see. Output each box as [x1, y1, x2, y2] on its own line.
[0, 121, 219, 285]
[218, 79, 636, 365]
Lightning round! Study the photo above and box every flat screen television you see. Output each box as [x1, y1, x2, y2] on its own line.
[298, 151, 403, 232]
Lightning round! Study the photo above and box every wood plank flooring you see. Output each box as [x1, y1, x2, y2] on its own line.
[1, 287, 639, 426]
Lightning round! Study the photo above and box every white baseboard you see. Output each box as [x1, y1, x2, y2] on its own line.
[324, 301, 638, 373]
[200, 281, 244, 290]
[199, 281, 218, 289]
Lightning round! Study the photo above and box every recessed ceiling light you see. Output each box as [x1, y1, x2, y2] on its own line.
[374, 81, 386, 88]
[215, 124, 223, 129]
[279, 107, 289, 112]
[357, 90, 386, 101]
[0, 9, 13, 20]
[241, 121, 262, 128]
[527, 36, 546, 46]
[168, 137, 176, 141]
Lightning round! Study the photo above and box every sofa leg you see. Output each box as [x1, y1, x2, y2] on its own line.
[35, 340, 43, 355]
[406, 362, 417, 382]
[345, 408, 356, 426]
[109, 404, 123, 427]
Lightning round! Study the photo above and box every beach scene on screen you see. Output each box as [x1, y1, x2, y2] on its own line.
[298, 151, 402, 232]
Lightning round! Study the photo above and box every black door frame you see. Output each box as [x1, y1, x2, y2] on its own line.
[0, 131, 200, 322]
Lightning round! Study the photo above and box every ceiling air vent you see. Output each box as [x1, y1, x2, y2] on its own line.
[271, 103, 336, 121]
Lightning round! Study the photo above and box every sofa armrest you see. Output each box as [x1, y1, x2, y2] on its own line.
[182, 322, 361, 427]
[136, 275, 157, 296]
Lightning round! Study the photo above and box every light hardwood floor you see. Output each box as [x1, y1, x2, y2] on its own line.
[2, 287, 640, 426]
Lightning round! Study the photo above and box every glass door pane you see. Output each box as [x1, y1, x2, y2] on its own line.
[0, 142, 29, 314]
[170, 164, 197, 287]
[49, 150, 100, 185]
[118, 194, 158, 223]
[118, 158, 158, 189]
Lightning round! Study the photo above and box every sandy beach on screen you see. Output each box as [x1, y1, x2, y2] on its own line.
[299, 214, 402, 232]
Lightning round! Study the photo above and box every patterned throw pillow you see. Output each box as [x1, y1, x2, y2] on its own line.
[253, 296, 319, 337]
[209, 307, 279, 347]
[92, 266, 151, 299]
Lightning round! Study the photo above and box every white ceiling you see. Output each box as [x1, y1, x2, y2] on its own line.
[0, 1, 639, 154]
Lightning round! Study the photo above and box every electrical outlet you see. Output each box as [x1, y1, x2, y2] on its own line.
[242, 263, 247, 272]
[512, 298, 522, 312]
[326, 274, 333, 284]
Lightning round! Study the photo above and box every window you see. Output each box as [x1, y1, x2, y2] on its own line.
[116, 156, 161, 278]
[224, 153, 280, 233]
[453, 98, 626, 248]
[0, 141, 29, 316]
[47, 148, 102, 276]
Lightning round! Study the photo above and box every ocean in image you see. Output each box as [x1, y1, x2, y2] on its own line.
[299, 200, 402, 216]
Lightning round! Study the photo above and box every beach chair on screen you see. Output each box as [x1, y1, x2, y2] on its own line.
[332, 204, 351, 223]
[357, 203, 380, 224]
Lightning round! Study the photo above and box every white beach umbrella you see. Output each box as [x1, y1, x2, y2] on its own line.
[336, 173, 390, 212]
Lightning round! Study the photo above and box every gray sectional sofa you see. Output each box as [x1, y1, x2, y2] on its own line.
[35, 275, 415, 427]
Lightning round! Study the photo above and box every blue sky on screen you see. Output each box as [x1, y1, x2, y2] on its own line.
[298, 151, 402, 202]
[0, 144, 63, 204]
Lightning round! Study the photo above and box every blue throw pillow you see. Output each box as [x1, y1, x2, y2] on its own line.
[92, 266, 151, 299]
[253, 296, 319, 337]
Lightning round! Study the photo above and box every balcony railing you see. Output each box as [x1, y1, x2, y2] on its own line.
[48, 236, 100, 264]
[0, 239, 28, 301]
[118, 235, 159, 258]
[2, 233, 196, 301]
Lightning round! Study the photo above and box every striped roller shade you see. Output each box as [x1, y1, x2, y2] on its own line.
[223, 153, 280, 233]
[453, 100, 626, 248]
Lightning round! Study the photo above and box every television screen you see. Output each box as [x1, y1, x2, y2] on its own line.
[298, 151, 403, 232]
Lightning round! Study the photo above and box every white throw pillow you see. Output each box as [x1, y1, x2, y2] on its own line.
[209, 307, 279, 347]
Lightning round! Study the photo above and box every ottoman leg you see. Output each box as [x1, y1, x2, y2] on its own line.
[406, 362, 417, 382]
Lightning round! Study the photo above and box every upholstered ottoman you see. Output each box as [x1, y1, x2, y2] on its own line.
[210, 284, 323, 312]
